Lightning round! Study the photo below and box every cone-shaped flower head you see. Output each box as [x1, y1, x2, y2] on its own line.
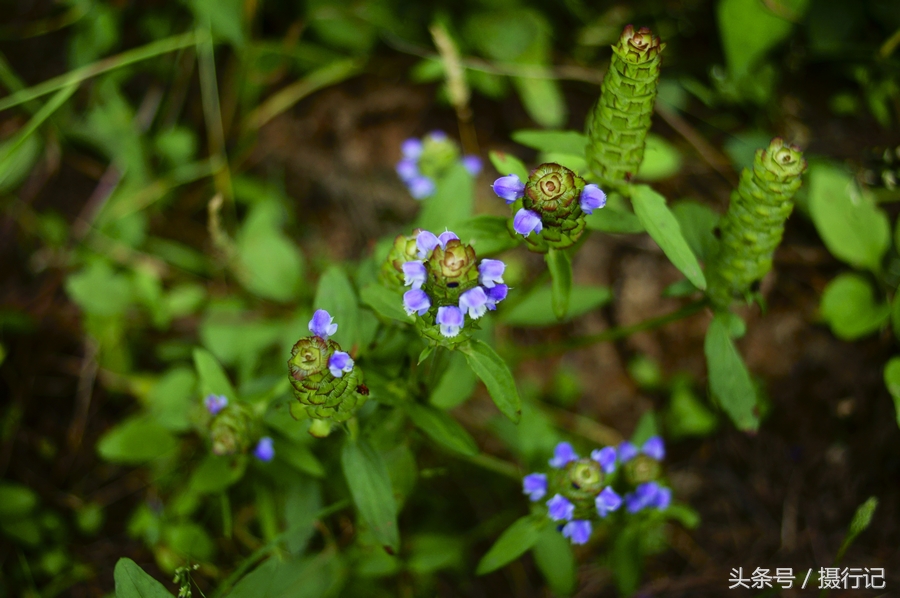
[210, 403, 255, 456]
[549, 442, 579, 468]
[427, 239, 478, 292]
[562, 520, 592, 545]
[616, 24, 665, 63]
[523, 473, 547, 502]
[524, 163, 585, 224]
[567, 458, 605, 494]
[204, 394, 228, 416]
[547, 494, 575, 521]
[622, 436, 664, 484]
[253, 437, 275, 462]
[309, 310, 338, 339]
[492, 174, 525, 203]
[381, 231, 423, 289]
[595, 487, 623, 517]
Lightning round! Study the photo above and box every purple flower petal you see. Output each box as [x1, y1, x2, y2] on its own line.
[459, 287, 488, 320]
[408, 175, 436, 199]
[513, 208, 543, 237]
[403, 289, 431, 316]
[562, 520, 592, 545]
[491, 174, 525, 203]
[401, 138, 423, 160]
[416, 230, 440, 258]
[437, 230, 459, 248]
[617, 441, 638, 463]
[522, 473, 547, 502]
[642, 436, 665, 461]
[478, 259, 505, 288]
[625, 482, 666, 513]
[328, 351, 354, 377]
[309, 309, 338, 339]
[591, 447, 618, 474]
[401, 260, 427, 289]
[654, 486, 672, 510]
[436, 305, 464, 337]
[595, 487, 622, 517]
[427, 130, 447, 142]
[462, 155, 483, 176]
[579, 184, 607, 215]
[204, 394, 228, 415]
[396, 158, 419, 182]
[546, 494, 575, 521]
[485, 284, 508, 310]
[253, 437, 275, 462]
[549, 442, 579, 468]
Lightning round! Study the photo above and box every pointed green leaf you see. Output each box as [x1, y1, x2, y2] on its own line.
[513, 76, 566, 129]
[511, 129, 587, 155]
[820, 273, 889, 340]
[416, 163, 474, 231]
[631, 185, 707, 290]
[533, 525, 576, 595]
[671, 200, 721, 263]
[636, 134, 683, 181]
[341, 439, 400, 552]
[584, 207, 644, 234]
[476, 515, 543, 575]
[837, 497, 878, 563]
[546, 248, 572, 320]
[97, 416, 178, 464]
[360, 284, 413, 323]
[489, 150, 528, 181]
[883, 357, 900, 429]
[705, 315, 759, 431]
[114, 558, 174, 598]
[453, 215, 519, 256]
[192, 347, 236, 399]
[314, 266, 360, 350]
[461, 340, 521, 423]
[406, 403, 478, 456]
[501, 285, 612, 327]
[430, 351, 477, 409]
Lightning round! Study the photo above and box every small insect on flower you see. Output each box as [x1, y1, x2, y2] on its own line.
[492, 173, 525, 203]
[309, 309, 338, 340]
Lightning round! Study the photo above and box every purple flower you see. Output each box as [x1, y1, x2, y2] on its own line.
[437, 230, 459, 247]
[642, 436, 665, 460]
[462, 155, 483, 176]
[436, 306, 464, 337]
[492, 174, 525, 203]
[485, 284, 508, 310]
[309, 309, 338, 339]
[403, 289, 431, 316]
[408, 175, 436, 199]
[204, 394, 228, 415]
[401, 138, 423, 159]
[591, 447, 617, 474]
[402, 260, 427, 289]
[595, 487, 623, 517]
[478, 259, 505, 288]
[625, 482, 670, 513]
[580, 184, 607, 215]
[546, 494, 575, 521]
[562, 520, 592, 545]
[328, 351, 354, 377]
[427, 130, 447, 142]
[253, 437, 275, 462]
[617, 441, 638, 463]
[522, 473, 547, 501]
[549, 442, 578, 468]
[513, 208, 543, 237]
[396, 158, 419, 182]
[416, 230, 440, 258]
[459, 287, 488, 320]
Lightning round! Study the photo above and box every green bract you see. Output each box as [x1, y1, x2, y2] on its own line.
[380, 231, 421, 289]
[209, 403, 256, 456]
[509, 163, 588, 252]
[288, 336, 367, 424]
[426, 239, 479, 300]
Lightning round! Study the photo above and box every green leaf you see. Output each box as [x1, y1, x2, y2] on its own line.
[416, 163, 474, 232]
[114, 558, 174, 598]
[0, 483, 38, 518]
[65, 260, 133, 317]
[341, 440, 400, 552]
[284, 479, 322, 554]
[502, 285, 612, 327]
[666, 383, 718, 439]
[893, 288, 900, 341]
[808, 164, 890, 272]
[360, 284, 413, 323]
[513, 76, 566, 129]
[406, 403, 478, 456]
[430, 352, 477, 409]
[837, 497, 878, 563]
[631, 185, 707, 290]
[0, 133, 41, 194]
[190, 0, 244, 47]
[511, 129, 587, 155]
[453, 215, 519, 256]
[883, 357, 900, 429]
[235, 202, 305, 302]
[461, 339, 522, 423]
[532, 525, 576, 595]
[147, 367, 196, 432]
[546, 248, 572, 320]
[820, 273, 890, 340]
[671, 200, 721, 263]
[192, 347, 236, 400]
[163, 522, 215, 560]
[717, 0, 809, 79]
[636, 134, 683, 181]
[705, 315, 759, 431]
[97, 416, 178, 464]
[489, 150, 529, 181]
[225, 553, 342, 598]
[278, 442, 326, 478]
[314, 266, 360, 350]
[476, 515, 543, 575]
[584, 208, 644, 234]
[189, 455, 247, 494]
[539, 152, 586, 176]
[611, 525, 643, 597]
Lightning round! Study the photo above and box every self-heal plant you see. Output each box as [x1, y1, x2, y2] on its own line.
[396, 131, 481, 199]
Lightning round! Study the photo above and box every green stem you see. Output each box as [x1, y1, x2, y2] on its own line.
[0, 32, 198, 113]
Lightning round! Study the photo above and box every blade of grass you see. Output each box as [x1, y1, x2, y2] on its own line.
[196, 23, 233, 202]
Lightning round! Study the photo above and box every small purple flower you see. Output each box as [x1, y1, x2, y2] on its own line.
[408, 175, 436, 199]
[549, 442, 579, 468]
[396, 158, 419, 182]
[309, 309, 338, 339]
[546, 494, 575, 521]
[513, 208, 543, 237]
[625, 482, 670, 513]
[204, 394, 228, 415]
[402, 260, 427, 289]
[253, 437, 275, 462]
[437, 230, 458, 247]
[462, 155, 483, 176]
[416, 230, 440, 258]
[478, 259, 505, 288]
[403, 289, 431, 316]
[562, 520, 592, 545]
[595, 487, 623, 517]
[522, 473, 547, 501]
[617, 441, 638, 463]
[427, 130, 447, 142]
[401, 138, 423, 160]
[591, 447, 618, 474]
[485, 284, 508, 310]
[328, 351, 354, 377]
[642, 436, 665, 461]
[459, 287, 488, 320]
[491, 174, 525, 203]
[579, 184, 607, 215]
[436, 305, 464, 337]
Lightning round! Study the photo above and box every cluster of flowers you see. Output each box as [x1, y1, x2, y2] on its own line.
[522, 437, 671, 545]
[396, 131, 482, 199]
[400, 229, 507, 338]
[204, 394, 274, 462]
[307, 310, 355, 376]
